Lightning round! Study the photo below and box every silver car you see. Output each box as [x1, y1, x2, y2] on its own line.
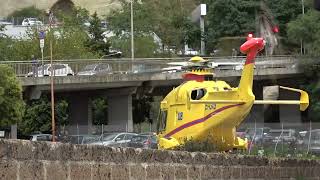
[30, 134, 54, 142]
[89, 132, 137, 147]
[22, 18, 43, 26]
[300, 129, 320, 154]
[26, 64, 74, 77]
[77, 63, 113, 76]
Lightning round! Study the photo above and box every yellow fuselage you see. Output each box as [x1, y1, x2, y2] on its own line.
[157, 37, 309, 151]
[157, 67, 255, 151]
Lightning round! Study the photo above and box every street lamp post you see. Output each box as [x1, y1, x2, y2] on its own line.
[200, 4, 206, 56]
[131, 0, 134, 61]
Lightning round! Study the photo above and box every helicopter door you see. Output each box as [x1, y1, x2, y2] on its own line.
[157, 109, 167, 133]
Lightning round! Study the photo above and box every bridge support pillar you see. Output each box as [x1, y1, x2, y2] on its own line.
[106, 88, 135, 132]
[107, 95, 133, 132]
[279, 88, 301, 126]
[69, 94, 92, 134]
[263, 86, 280, 124]
[263, 85, 302, 128]
[250, 83, 264, 124]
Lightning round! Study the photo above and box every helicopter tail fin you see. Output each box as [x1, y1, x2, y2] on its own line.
[238, 35, 265, 93]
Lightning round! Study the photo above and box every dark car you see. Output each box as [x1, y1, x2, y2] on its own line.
[126, 134, 158, 149]
[299, 129, 320, 154]
[66, 135, 99, 145]
[263, 129, 300, 146]
[244, 127, 271, 145]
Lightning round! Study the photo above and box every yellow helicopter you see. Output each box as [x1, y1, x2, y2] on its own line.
[157, 34, 309, 151]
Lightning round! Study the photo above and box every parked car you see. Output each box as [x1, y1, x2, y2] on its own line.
[299, 129, 320, 154]
[101, 20, 108, 29]
[77, 63, 113, 76]
[30, 134, 55, 142]
[100, 49, 122, 58]
[125, 134, 158, 149]
[244, 127, 271, 145]
[0, 20, 13, 26]
[177, 49, 200, 56]
[263, 129, 300, 146]
[161, 66, 183, 73]
[26, 64, 74, 77]
[22, 18, 43, 26]
[89, 132, 137, 147]
[66, 135, 99, 144]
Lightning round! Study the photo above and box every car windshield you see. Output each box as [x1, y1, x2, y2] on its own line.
[268, 131, 290, 137]
[70, 136, 83, 144]
[131, 135, 148, 142]
[304, 131, 320, 141]
[151, 136, 157, 143]
[247, 129, 263, 136]
[29, 18, 37, 21]
[101, 133, 117, 141]
[82, 64, 97, 71]
[82, 135, 99, 144]
[38, 65, 50, 71]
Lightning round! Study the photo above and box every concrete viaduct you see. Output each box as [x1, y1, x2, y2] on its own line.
[12, 56, 308, 133]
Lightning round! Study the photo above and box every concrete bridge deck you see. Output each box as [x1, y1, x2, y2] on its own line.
[19, 65, 301, 92]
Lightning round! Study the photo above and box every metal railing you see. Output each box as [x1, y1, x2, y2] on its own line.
[0, 56, 298, 77]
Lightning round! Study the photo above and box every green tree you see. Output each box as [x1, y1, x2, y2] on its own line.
[133, 96, 152, 124]
[287, 10, 320, 56]
[92, 98, 108, 125]
[110, 35, 158, 57]
[265, 0, 304, 37]
[20, 96, 69, 135]
[87, 12, 110, 56]
[0, 65, 25, 127]
[107, 0, 200, 56]
[57, 6, 90, 28]
[203, 0, 258, 51]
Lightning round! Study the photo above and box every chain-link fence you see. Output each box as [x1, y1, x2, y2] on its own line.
[56, 121, 156, 141]
[32, 121, 320, 158]
[237, 122, 320, 158]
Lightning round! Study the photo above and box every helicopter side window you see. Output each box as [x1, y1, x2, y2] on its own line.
[191, 89, 206, 100]
[204, 75, 214, 81]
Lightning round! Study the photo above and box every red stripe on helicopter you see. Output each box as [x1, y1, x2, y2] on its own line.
[164, 103, 244, 139]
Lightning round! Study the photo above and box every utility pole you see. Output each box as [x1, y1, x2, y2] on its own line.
[131, 0, 134, 61]
[49, 11, 56, 142]
[301, 0, 305, 55]
[50, 41, 55, 142]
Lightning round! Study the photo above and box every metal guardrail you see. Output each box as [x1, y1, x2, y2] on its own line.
[0, 56, 298, 77]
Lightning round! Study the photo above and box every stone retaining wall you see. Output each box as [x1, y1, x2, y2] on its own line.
[0, 140, 319, 179]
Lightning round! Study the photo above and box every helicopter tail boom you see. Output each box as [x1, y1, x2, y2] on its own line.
[238, 35, 265, 93]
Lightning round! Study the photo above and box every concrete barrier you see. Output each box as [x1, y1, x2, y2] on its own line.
[0, 139, 319, 179]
